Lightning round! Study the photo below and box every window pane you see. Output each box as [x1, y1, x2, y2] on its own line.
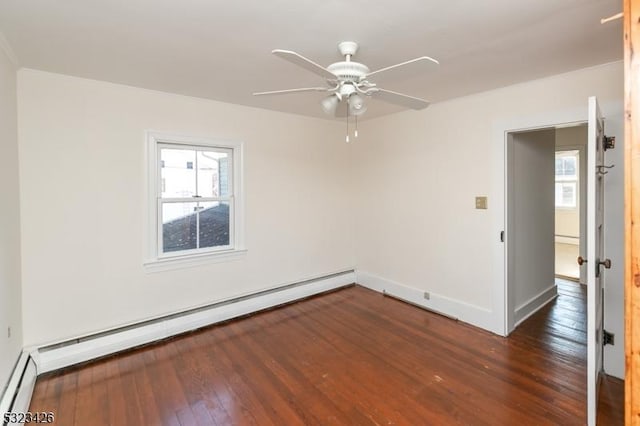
[555, 158, 563, 176]
[161, 148, 196, 198]
[199, 202, 230, 248]
[562, 157, 576, 177]
[555, 182, 576, 208]
[555, 151, 579, 181]
[564, 183, 573, 206]
[162, 202, 197, 253]
[197, 150, 230, 197]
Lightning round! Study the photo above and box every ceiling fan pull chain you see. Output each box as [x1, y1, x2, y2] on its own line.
[346, 105, 350, 143]
[355, 115, 358, 138]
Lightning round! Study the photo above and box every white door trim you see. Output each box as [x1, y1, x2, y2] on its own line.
[492, 104, 594, 336]
[494, 101, 622, 336]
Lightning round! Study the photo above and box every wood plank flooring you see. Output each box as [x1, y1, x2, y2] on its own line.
[28, 280, 623, 425]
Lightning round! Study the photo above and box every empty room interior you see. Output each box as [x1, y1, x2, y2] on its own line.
[0, 1, 635, 425]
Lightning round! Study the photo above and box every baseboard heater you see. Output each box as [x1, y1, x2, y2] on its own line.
[0, 352, 37, 421]
[33, 270, 356, 374]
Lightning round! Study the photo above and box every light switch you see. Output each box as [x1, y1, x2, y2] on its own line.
[475, 196, 488, 209]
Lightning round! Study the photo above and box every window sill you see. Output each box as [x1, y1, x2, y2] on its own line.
[144, 248, 247, 273]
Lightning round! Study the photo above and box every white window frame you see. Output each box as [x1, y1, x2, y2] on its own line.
[555, 150, 579, 210]
[144, 132, 246, 272]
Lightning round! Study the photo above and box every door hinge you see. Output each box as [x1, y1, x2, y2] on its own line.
[500, 231, 504, 242]
[603, 330, 615, 346]
[604, 135, 615, 151]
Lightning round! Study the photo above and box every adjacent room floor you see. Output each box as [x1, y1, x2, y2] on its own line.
[29, 281, 623, 425]
[555, 242, 580, 280]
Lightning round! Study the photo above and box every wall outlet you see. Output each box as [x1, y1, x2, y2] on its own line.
[423, 292, 430, 300]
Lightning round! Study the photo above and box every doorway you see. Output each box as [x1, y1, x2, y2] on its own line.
[505, 123, 587, 333]
[554, 125, 587, 284]
[501, 97, 621, 425]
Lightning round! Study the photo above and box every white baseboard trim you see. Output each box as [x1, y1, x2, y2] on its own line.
[514, 283, 558, 328]
[0, 351, 37, 418]
[34, 270, 355, 374]
[356, 271, 496, 333]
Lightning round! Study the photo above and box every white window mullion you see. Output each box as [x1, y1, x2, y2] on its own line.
[229, 196, 235, 248]
[194, 149, 199, 196]
[194, 149, 200, 249]
[196, 202, 200, 249]
[161, 196, 228, 203]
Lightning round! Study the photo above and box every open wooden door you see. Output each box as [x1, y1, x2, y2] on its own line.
[624, 0, 640, 422]
[585, 96, 610, 425]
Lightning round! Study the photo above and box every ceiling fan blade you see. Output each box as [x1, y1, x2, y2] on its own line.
[334, 101, 348, 117]
[365, 56, 439, 82]
[253, 87, 329, 96]
[371, 88, 430, 110]
[272, 50, 337, 80]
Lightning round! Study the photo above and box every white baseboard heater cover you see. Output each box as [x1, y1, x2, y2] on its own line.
[34, 270, 355, 374]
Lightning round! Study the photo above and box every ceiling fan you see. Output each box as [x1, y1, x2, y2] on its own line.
[253, 41, 439, 118]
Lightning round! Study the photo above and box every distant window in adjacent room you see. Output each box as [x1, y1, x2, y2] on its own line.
[555, 150, 578, 209]
[146, 133, 245, 269]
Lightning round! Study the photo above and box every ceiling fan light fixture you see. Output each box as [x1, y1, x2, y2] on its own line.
[348, 93, 367, 116]
[320, 94, 339, 115]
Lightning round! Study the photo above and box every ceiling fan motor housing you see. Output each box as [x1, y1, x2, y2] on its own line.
[327, 62, 370, 83]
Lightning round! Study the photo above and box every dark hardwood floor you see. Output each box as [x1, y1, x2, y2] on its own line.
[29, 280, 623, 425]
[512, 278, 624, 425]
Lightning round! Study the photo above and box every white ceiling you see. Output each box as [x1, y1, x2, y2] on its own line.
[0, 0, 623, 120]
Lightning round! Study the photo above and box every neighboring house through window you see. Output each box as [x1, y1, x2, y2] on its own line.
[146, 133, 245, 270]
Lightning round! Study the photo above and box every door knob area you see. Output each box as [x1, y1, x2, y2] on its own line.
[577, 256, 611, 269]
[599, 259, 612, 269]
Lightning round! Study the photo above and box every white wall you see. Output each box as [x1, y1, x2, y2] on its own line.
[353, 61, 625, 377]
[0, 41, 23, 389]
[17, 69, 354, 346]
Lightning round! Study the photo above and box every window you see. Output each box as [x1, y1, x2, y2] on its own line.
[555, 150, 578, 209]
[146, 133, 244, 269]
